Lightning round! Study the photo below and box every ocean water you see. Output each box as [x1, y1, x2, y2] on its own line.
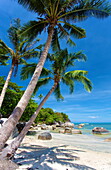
[74, 122, 111, 140]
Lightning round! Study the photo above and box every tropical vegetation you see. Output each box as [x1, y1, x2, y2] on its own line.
[0, 48, 93, 158]
[0, 76, 38, 119]
[0, 0, 111, 157]
[0, 76, 69, 124]
[21, 48, 92, 98]
[0, 19, 40, 108]
[0, 0, 110, 150]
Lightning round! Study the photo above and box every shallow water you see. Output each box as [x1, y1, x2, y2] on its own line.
[74, 122, 111, 140]
[50, 132, 111, 153]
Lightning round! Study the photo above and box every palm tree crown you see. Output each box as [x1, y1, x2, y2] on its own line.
[17, 0, 111, 49]
[0, 18, 40, 76]
[0, 19, 41, 108]
[21, 49, 92, 100]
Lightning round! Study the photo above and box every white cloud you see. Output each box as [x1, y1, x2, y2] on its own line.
[62, 89, 111, 101]
[88, 116, 98, 119]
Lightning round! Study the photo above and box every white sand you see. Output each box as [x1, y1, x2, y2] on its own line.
[15, 132, 111, 170]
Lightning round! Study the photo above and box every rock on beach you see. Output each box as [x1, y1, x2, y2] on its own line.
[38, 132, 52, 140]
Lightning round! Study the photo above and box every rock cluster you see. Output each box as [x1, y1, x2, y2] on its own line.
[77, 123, 85, 128]
[32, 122, 82, 134]
[92, 127, 109, 134]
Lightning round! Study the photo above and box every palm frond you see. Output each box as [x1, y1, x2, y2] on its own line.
[36, 44, 45, 50]
[21, 63, 37, 80]
[21, 49, 40, 59]
[63, 22, 86, 39]
[58, 23, 70, 39]
[0, 52, 9, 65]
[18, 58, 27, 65]
[0, 40, 13, 55]
[7, 19, 21, 50]
[54, 83, 64, 101]
[19, 39, 29, 52]
[21, 38, 41, 53]
[40, 67, 52, 77]
[59, 0, 111, 22]
[63, 51, 87, 69]
[66, 51, 87, 65]
[65, 70, 88, 78]
[66, 38, 76, 46]
[73, 51, 87, 61]
[59, 0, 80, 11]
[20, 20, 48, 41]
[79, 76, 92, 92]
[21, 63, 51, 80]
[62, 76, 74, 94]
[17, 0, 48, 15]
[52, 48, 68, 71]
[34, 77, 52, 94]
[64, 70, 92, 92]
[0, 59, 8, 66]
[51, 28, 61, 51]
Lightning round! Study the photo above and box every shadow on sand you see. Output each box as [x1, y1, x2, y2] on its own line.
[14, 144, 96, 170]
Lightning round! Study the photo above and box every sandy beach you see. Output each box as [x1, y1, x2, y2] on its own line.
[12, 131, 111, 170]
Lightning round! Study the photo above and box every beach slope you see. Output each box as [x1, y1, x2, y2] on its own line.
[12, 132, 111, 170]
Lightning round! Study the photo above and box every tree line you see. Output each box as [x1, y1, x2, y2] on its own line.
[0, 76, 69, 124]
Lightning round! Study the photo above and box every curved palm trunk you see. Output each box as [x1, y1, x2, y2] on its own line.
[0, 28, 54, 150]
[0, 64, 14, 108]
[0, 82, 57, 159]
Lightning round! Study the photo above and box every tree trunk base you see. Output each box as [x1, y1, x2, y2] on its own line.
[0, 159, 19, 170]
[0, 144, 16, 160]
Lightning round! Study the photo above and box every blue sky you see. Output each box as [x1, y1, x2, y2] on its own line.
[0, 0, 111, 122]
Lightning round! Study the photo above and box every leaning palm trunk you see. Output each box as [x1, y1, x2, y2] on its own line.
[0, 64, 14, 108]
[0, 82, 57, 159]
[0, 28, 54, 150]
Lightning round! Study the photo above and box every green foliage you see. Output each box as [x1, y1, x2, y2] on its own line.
[0, 19, 41, 77]
[21, 49, 92, 101]
[0, 77, 69, 124]
[38, 94, 43, 100]
[0, 77, 38, 119]
[0, 48, 9, 65]
[20, 99, 38, 122]
[35, 108, 69, 125]
[17, 0, 111, 46]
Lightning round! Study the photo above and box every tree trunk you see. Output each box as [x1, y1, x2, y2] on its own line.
[0, 64, 14, 108]
[0, 82, 57, 159]
[0, 28, 54, 150]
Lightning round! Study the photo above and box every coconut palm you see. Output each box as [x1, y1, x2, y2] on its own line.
[38, 94, 43, 101]
[21, 49, 92, 99]
[0, 19, 40, 108]
[0, 49, 92, 158]
[0, 0, 110, 149]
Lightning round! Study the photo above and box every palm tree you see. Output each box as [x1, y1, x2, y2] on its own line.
[0, 0, 110, 149]
[38, 94, 43, 101]
[21, 49, 92, 99]
[0, 19, 40, 108]
[0, 49, 92, 158]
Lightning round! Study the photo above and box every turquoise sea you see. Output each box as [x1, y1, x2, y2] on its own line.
[74, 122, 111, 140]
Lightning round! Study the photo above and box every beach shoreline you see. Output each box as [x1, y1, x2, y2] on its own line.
[12, 131, 111, 170]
